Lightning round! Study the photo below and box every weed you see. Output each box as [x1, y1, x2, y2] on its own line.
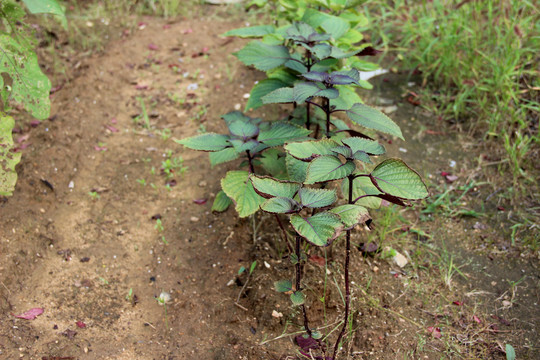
[136, 178, 147, 186]
[88, 191, 100, 200]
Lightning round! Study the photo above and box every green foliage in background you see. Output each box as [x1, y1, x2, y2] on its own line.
[0, 0, 66, 196]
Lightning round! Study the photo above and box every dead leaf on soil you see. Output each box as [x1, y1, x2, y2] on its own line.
[13, 307, 44, 320]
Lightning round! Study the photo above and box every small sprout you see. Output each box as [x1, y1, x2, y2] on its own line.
[88, 191, 100, 200]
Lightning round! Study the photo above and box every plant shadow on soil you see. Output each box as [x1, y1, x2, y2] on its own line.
[0, 11, 538, 360]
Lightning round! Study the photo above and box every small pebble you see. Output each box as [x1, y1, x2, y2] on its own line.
[234, 104, 241, 110]
[190, 216, 199, 222]
[198, 180, 207, 187]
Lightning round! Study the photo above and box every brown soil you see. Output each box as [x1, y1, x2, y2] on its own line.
[0, 11, 538, 360]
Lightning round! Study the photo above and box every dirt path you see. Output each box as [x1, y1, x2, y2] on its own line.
[0, 14, 538, 360]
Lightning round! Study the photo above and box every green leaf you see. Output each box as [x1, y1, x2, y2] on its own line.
[505, 344, 516, 360]
[298, 187, 337, 208]
[245, 79, 288, 111]
[302, 43, 332, 60]
[261, 87, 295, 104]
[0, 114, 22, 196]
[339, 28, 364, 46]
[329, 46, 363, 59]
[291, 212, 343, 246]
[285, 139, 339, 161]
[221, 171, 265, 217]
[0, 35, 51, 119]
[222, 25, 275, 38]
[342, 176, 382, 209]
[222, 111, 260, 126]
[330, 204, 370, 229]
[294, 82, 339, 103]
[228, 120, 259, 138]
[370, 159, 428, 200]
[175, 133, 231, 151]
[301, 9, 349, 39]
[23, 0, 66, 28]
[311, 58, 339, 72]
[342, 137, 385, 155]
[209, 147, 240, 167]
[250, 175, 301, 198]
[290, 291, 305, 306]
[234, 41, 290, 71]
[274, 279, 293, 293]
[330, 85, 363, 111]
[346, 103, 404, 140]
[305, 156, 355, 184]
[228, 138, 259, 153]
[286, 153, 309, 182]
[212, 190, 232, 212]
[267, 68, 298, 85]
[259, 149, 287, 179]
[261, 197, 301, 214]
[258, 122, 311, 147]
[350, 59, 380, 72]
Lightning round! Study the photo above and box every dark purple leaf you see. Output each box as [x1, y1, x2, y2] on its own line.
[193, 198, 207, 205]
[13, 308, 44, 320]
[148, 43, 159, 51]
[295, 335, 319, 352]
[30, 120, 41, 127]
[80, 257, 90, 263]
[358, 242, 378, 255]
[357, 46, 382, 57]
[151, 214, 162, 220]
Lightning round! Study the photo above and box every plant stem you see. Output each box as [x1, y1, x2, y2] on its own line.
[333, 175, 354, 359]
[246, 150, 255, 174]
[295, 235, 312, 337]
[306, 101, 311, 130]
[325, 98, 331, 138]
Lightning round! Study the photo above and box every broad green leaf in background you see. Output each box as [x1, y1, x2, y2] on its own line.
[342, 175, 382, 209]
[0, 114, 21, 196]
[342, 137, 385, 155]
[234, 41, 291, 71]
[261, 197, 301, 214]
[0, 35, 52, 120]
[285, 139, 339, 161]
[293, 82, 339, 103]
[211, 190, 233, 212]
[305, 156, 355, 184]
[22, 0, 67, 28]
[286, 153, 309, 182]
[330, 85, 363, 110]
[291, 212, 343, 246]
[261, 87, 295, 104]
[209, 147, 239, 167]
[259, 149, 287, 179]
[346, 103, 404, 140]
[245, 79, 288, 111]
[175, 133, 230, 151]
[329, 204, 370, 229]
[258, 149, 287, 179]
[370, 159, 428, 200]
[258, 122, 312, 147]
[222, 25, 275, 38]
[250, 175, 301, 198]
[297, 187, 337, 208]
[221, 171, 265, 217]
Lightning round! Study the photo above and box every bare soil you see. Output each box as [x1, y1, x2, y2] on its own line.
[0, 11, 538, 360]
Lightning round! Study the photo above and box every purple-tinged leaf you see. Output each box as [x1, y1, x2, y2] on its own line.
[13, 308, 43, 320]
[193, 198, 207, 205]
[357, 46, 382, 57]
[295, 335, 319, 352]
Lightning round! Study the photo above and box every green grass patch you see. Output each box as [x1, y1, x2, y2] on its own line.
[364, 0, 539, 186]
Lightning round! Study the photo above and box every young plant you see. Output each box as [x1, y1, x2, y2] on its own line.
[175, 111, 311, 217]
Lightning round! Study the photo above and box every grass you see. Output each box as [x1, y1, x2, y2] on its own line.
[364, 0, 539, 187]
